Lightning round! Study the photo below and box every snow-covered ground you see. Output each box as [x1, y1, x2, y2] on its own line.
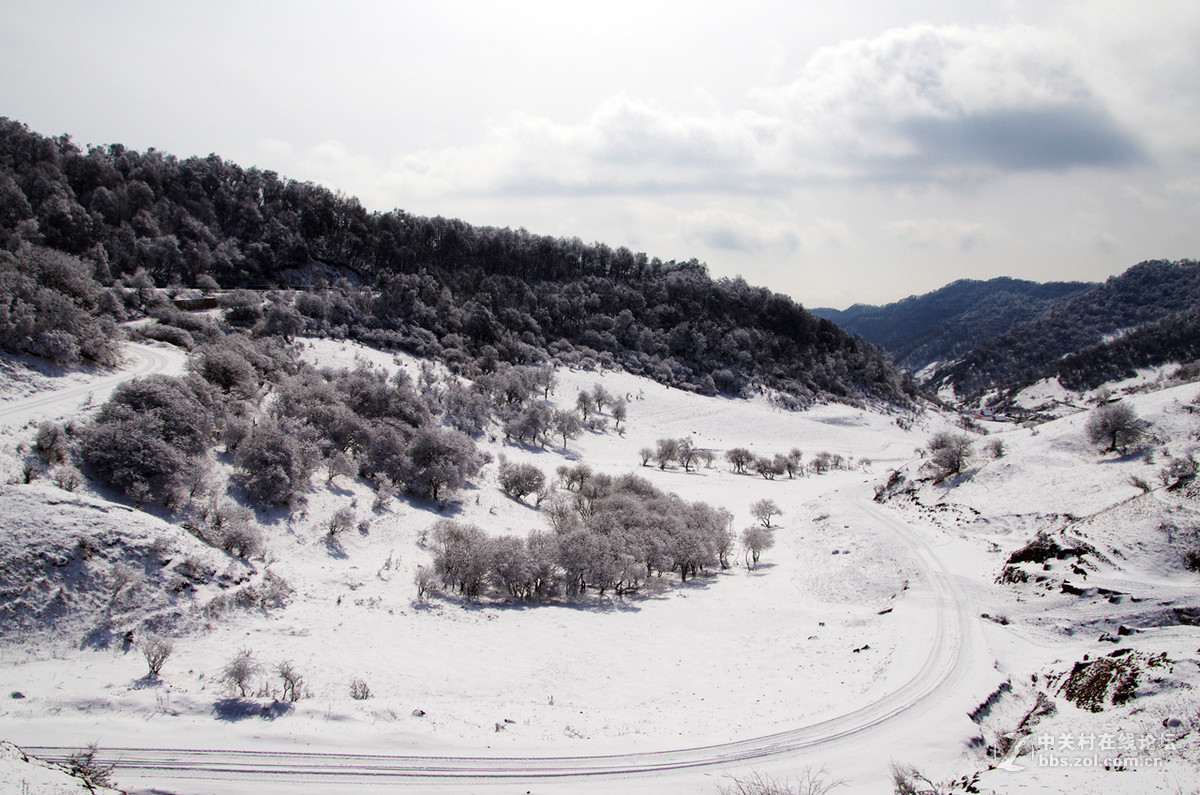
[1, 338, 1197, 794]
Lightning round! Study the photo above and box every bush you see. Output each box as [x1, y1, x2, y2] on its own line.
[235, 419, 318, 508]
[349, 678, 372, 700]
[35, 421, 69, 464]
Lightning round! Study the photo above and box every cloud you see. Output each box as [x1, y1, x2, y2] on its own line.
[764, 23, 1146, 179]
[261, 22, 1151, 210]
[683, 209, 799, 254]
[884, 218, 987, 251]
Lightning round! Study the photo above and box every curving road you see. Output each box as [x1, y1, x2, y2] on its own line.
[24, 501, 982, 792]
[0, 342, 182, 428]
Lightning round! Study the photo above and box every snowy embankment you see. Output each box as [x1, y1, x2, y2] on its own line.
[0, 338, 1197, 793]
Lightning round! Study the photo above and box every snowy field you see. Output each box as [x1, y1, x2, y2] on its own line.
[1, 338, 1197, 793]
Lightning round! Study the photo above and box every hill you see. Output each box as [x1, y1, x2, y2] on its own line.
[0, 117, 910, 407]
[930, 259, 1200, 400]
[813, 277, 1094, 372]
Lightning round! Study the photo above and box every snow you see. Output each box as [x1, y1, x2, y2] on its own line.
[1, 336, 1198, 794]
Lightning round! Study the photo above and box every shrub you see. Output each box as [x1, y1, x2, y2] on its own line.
[349, 678, 372, 700]
[235, 419, 318, 508]
[35, 421, 69, 464]
[51, 464, 83, 492]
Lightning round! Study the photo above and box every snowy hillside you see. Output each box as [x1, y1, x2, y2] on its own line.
[1, 337, 1198, 794]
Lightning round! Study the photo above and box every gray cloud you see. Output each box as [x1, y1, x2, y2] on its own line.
[894, 105, 1145, 173]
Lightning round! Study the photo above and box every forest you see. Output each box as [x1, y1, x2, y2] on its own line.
[0, 117, 911, 407]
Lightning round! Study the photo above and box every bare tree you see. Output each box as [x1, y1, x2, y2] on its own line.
[277, 660, 305, 701]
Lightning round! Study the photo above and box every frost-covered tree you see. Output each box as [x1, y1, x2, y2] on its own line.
[726, 447, 753, 474]
[927, 431, 973, 477]
[221, 648, 261, 698]
[741, 525, 774, 568]
[1085, 401, 1144, 454]
[142, 635, 173, 678]
[750, 499, 782, 527]
[498, 459, 546, 501]
[405, 426, 483, 502]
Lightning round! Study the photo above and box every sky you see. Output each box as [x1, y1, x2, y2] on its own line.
[2, 1, 1198, 308]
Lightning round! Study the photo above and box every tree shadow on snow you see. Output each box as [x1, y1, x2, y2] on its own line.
[212, 698, 293, 722]
[323, 534, 348, 559]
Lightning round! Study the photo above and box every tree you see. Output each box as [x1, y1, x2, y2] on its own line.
[750, 498, 782, 527]
[498, 459, 546, 501]
[782, 449, 803, 478]
[927, 431, 972, 477]
[552, 409, 582, 449]
[575, 390, 595, 419]
[753, 455, 785, 480]
[674, 438, 700, 472]
[1085, 401, 1144, 454]
[726, 447, 753, 474]
[277, 660, 305, 701]
[654, 437, 679, 469]
[405, 426, 483, 502]
[611, 401, 627, 430]
[591, 383, 612, 413]
[221, 648, 261, 698]
[741, 526, 775, 568]
[142, 635, 173, 678]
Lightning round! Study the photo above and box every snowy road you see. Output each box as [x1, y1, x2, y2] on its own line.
[0, 342, 184, 428]
[24, 501, 983, 793]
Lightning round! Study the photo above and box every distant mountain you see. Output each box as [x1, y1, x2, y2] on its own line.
[813, 277, 1094, 372]
[931, 260, 1200, 399]
[0, 117, 912, 407]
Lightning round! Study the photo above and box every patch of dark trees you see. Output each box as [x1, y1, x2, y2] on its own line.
[0, 117, 911, 407]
